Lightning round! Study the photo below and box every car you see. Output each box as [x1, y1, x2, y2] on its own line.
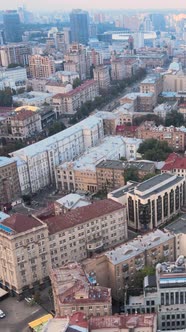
[0, 310, 5, 318]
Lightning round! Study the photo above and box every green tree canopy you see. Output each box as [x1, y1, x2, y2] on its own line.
[133, 113, 163, 126]
[48, 121, 66, 136]
[128, 266, 155, 296]
[165, 110, 184, 127]
[124, 167, 139, 184]
[138, 138, 173, 161]
[0, 88, 13, 107]
[73, 78, 82, 89]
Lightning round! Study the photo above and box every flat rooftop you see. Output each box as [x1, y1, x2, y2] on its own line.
[105, 229, 174, 265]
[165, 214, 186, 234]
[96, 160, 155, 172]
[0, 156, 15, 168]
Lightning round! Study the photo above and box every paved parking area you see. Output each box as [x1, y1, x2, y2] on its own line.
[0, 297, 47, 332]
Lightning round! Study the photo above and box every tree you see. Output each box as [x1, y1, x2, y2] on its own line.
[133, 114, 163, 126]
[165, 110, 184, 127]
[128, 266, 155, 296]
[142, 173, 156, 181]
[138, 139, 173, 161]
[124, 167, 139, 184]
[48, 121, 66, 136]
[0, 88, 13, 107]
[73, 78, 82, 89]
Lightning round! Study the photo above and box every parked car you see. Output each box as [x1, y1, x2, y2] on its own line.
[0, 310, 5, 318]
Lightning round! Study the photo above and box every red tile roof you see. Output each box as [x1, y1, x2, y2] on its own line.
[161, 152, 186, 171]
[89, 314, 156, 329]
[11, 109, 35, 121]
[1, 213, 43, 234]
[69, 312, 88, 328]
[53, 80, 96, 99]
[40, 199, 123, 235]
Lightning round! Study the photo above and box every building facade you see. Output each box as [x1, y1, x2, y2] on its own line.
[0, 43, 31, 67]
[29, 55, 55, 79]
[93, 65, 110, 90]
[3, 10, 22, 43]
[10, 109, 42, 139]
[127, 173, 185, 231]
[70, 10, 89, 45]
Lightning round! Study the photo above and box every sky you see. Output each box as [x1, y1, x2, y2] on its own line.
[1, 0, 186, 11]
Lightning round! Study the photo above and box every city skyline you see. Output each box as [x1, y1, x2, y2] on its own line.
[1, 0, 186, 11]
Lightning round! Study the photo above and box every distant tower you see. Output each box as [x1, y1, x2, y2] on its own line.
[70, 9, 89, 45]
[128, 35, 134, 54]
[3, 10, 22, 43]
[143, 16, 153, 32]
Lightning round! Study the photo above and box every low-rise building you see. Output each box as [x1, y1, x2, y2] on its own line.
[90, 313, 157, 332]
[13, 91, 53, 107]
[54, 193, 91, 214]
[52, 80, 99, 116]
[50, 262, 112, 317]
[45, 81, 72, 94]
[55, 71, 79, 84]
[10, 109, 42, 139]
[119, 93, 155, 112]
[83, 229, 175, 301]
[161, 152, 186, 179]
[127, 173, 185, 231]
[96, 159, 155, 192]
[137, 122, 186, 151]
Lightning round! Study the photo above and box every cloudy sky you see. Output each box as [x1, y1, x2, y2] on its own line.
[1, 0, 186, 11]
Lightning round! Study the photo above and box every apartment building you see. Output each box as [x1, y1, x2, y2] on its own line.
[119, 93, 154, 112]
[140, 75, 163, 105]
[0, 213, 51, 298]
[64, 44, 87, 80]
[111, 57, 125, 81]
[0, 157, 21, 207]
[90, 314, 157, 332]
[0, 199, 127, 297]
[83, 229, 175, 301]
[137, 122, 186, 151]
[0, 43, 31, 67]
[50, 262, 112, 317]
[10, 109, 42, 139]
[42, 199, 128, 265]
[94, 111, 117, 135]
[93, 65, 110, 90]
[45, 81, 72, 94]
[56, 136, 126, 192]
[96, 160, 155, 192]
[127, 173, 185, 231]
[52, 80, 99, 116]
[11, 115, 104, 193]
[161, 152, 186, 179]
[29, 55, 55, 79]
[55, 70, 79, 84]
[116, 125, 138, 137]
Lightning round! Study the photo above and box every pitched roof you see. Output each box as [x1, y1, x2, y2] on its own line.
[53, 80, 96, 99]
[89, 314, 156, 329]
[162, 152, 186, 171]
[1, 213, 43, 234]
[40, 199, 123, 235]
[11, 109, 35, 121]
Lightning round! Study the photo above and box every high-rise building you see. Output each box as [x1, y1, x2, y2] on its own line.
[70, 9, 89, 45]
[28, 55, 55, 79]
[3, 10, 22, 43]
[0, 43, 31, 67]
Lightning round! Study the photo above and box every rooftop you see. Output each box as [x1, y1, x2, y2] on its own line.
[11, 109, 35, 121]
[161, 152, 186, 171]
[89, 314, 156, 329]
[141, 75, 161, 84]
[56, 193, 90, 210]
[108, 181, 138, 199]
[165, 213, 186, 235]
[53, 80, 96, 99]
[0, 213, 44, 235]
[39, 199, 123, 235]
[0, 156, 15, 168]
[51, 262, 111, 305]
[96, 159, 155, 172]
[105, 229, 174, 265]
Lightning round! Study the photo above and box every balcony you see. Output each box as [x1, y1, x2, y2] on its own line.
[87, 237, 103, 252]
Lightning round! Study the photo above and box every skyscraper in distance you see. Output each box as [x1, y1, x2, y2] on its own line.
[70, 9, 89, 45]
[3, 10, 22, 43]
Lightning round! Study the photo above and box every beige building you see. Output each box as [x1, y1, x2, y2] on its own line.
[163, 71, 186, 92]
[93, 65, 110, 90]
[0, 43, 31, 67]
[111, 57, 125, 81]
[29, 55, 55, 79]
[0, 213, 51, 299]
[127, 173, 185, 231]
[119, 93, 154, 112]
[0, 157, 21, 207]
[50, 262, 112, 317]
[64, 43, 87, 80]
[83, 229, 175, 301]
[140, 75, 163, 105]
[52, 80, 99, 116]
[10, 109, 42, 139]
[90, 314, 157, 332]
[45, 81, 72, 94]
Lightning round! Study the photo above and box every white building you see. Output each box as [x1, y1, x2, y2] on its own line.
[11, 115, 104, 193]
[13, 91, 53, 107]
[55, 71, 79, 84]
[0, 66, 27, 91]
